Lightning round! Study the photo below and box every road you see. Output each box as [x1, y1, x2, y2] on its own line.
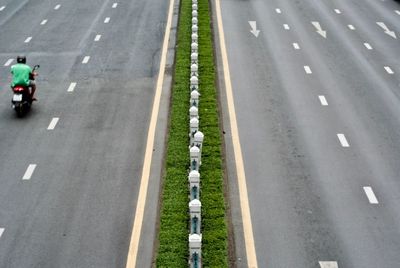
[0, 0, 173, 267]
[214, 0, 400, 267]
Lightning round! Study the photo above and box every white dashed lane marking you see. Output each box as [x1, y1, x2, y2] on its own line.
[54, 4, 61, 10]
[334, 9, 341, 14]
[4, 59, 13, 66]
[293, 43, 300, 49]
[0, 228, 4, 238]
[94, 34, 102, 41]
[41, 19, 48, 25]
[348, 24, 355, 30]
[47, 118, 59, 130]
[23, 164, 37, 180]
[319, 261, 338, 268]
[67, 82, 77, 92]
[0, 6, 5, 11]
[396, 10, 400, 15]
[24, 37, 32, 43]
[304, 65, 312, 74]
[364, 43, 373, 50]
[275, 8, 281, 14]
[82, 56, 90, 64]
[283, 24, 290, 30]
[319, 95, 328, 106]
[363, 187, 379, 204]
[337, 134, 350, 147]
[384, 66, 394, 74]
[104, 17, 110, 23]
[112, 3, 118, 8]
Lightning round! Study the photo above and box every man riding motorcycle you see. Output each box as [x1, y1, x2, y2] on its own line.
[10, 55, 37, 101]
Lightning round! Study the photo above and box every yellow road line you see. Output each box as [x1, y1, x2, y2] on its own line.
[214, 0, 258, 267]
[125, 0, 175, 266]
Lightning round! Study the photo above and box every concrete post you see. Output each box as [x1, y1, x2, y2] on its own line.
[190, 90, 200, 107]
[190, 75, 198, 90]
[190, 105, 199, 120]
[188, 170, 200, 200]
[191, 63, 198, 76]
[189, 234, 202, 268]
[189, 199, 201, 234]
[190, 145, 200, 171]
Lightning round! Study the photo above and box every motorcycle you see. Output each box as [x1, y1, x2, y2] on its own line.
[11, 64, 39, 117]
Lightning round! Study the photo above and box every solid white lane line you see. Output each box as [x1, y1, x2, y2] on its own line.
[23, 164, 37, 180]
[334, 9, 341, 14]
[304, 65, 312, 74]
[104, 17, 110, 23]
[67, 82, 77, 92]
[384, 66, 394, 74]
[348, 24, 355, 30]
[319, 95, 328, 106]
[112, 3, 118, 8]
[283, 24, 290, 30]
[125, 0, 175, 266]
[293, 43, 300, 49]
[40, 19, 48, 25]
[0, 6, 5, 11]
[94, 34, 102, 41]
[275, 8, 281, 14]
[4, 59, 13, 66]
[47, 118, 59, 130]
[363, 187, 379, 204]
[364, 43, 373, 50]
[215, 0, 258, 267]
[396, 10, 400, 15]
[337, 134, 350, 147]
[24, 37, 33, 43]
[319, 261, 338, 268]
[54, 4, 61, 10]
[82, 56, 90, 64]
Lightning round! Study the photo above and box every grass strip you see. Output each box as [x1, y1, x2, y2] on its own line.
[156, 0, 228, 266]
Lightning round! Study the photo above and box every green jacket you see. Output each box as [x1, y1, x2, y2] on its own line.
[11, 63, 32, 87]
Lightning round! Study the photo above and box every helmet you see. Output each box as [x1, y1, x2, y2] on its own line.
[17, 55, 26, 64]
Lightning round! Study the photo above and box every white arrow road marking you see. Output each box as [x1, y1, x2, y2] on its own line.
[376, 22, 397, 39]
[334, 9, 341, 14]
[67, 82, 77, 92]
[94, 34, 102, 41]
[364, 43, 373, 50]
[4, 59, 13, 66]
[293, 43, 300, 49]
[275, 8, 281, 14]
[0, 6, 5, 11]
[47, 118, 59, 130]
[283, 24, 290, 30]
[54, 4, 61, 10]
[384, 66, 394, 74]
[337, 134, 349, 147]
[319, 95, 328, 106]
[348, 24, 355, 30]
[304, 65, 312, 74]
[104, 17, 110, 23]
[248, 21, 260, 37]
[24, 37, 32, 43]
[319, 261, 338, 268]
[312, 21, 327, 38]
[112, 3, 118, 8]
[82, 56, 90, 64]
[363, 187, 379, 204]
[40, 19, 48, 25]
[23, 164, 37, 180]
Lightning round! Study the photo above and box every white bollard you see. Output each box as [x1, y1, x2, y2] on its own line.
[188, 170, 200, 200]
[192, 0, 198, 4]
[190, 106, 199, 120]
[189, 199, 201, 234]
[189, 234, 202, 268]
[192, 4, 198, 11]
[192, 24, 198, 34]
[190, 90, 200, 107]
[190, 145, 200, 171]
[191, 43, 198, 54]
[191, 52, 198, 64]
[190, 75, 198, 91]
[193, 131, 204, 150]
[192, 33, 198, 43]
[192, 17, 198, 25]
[190, 117, 199, 139]
[191, 63, 198, 77]
[192, 10, 198, 18]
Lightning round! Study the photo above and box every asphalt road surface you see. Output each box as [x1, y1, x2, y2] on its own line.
[214, 0, 400, 267]
[0, 0, 172, 267]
